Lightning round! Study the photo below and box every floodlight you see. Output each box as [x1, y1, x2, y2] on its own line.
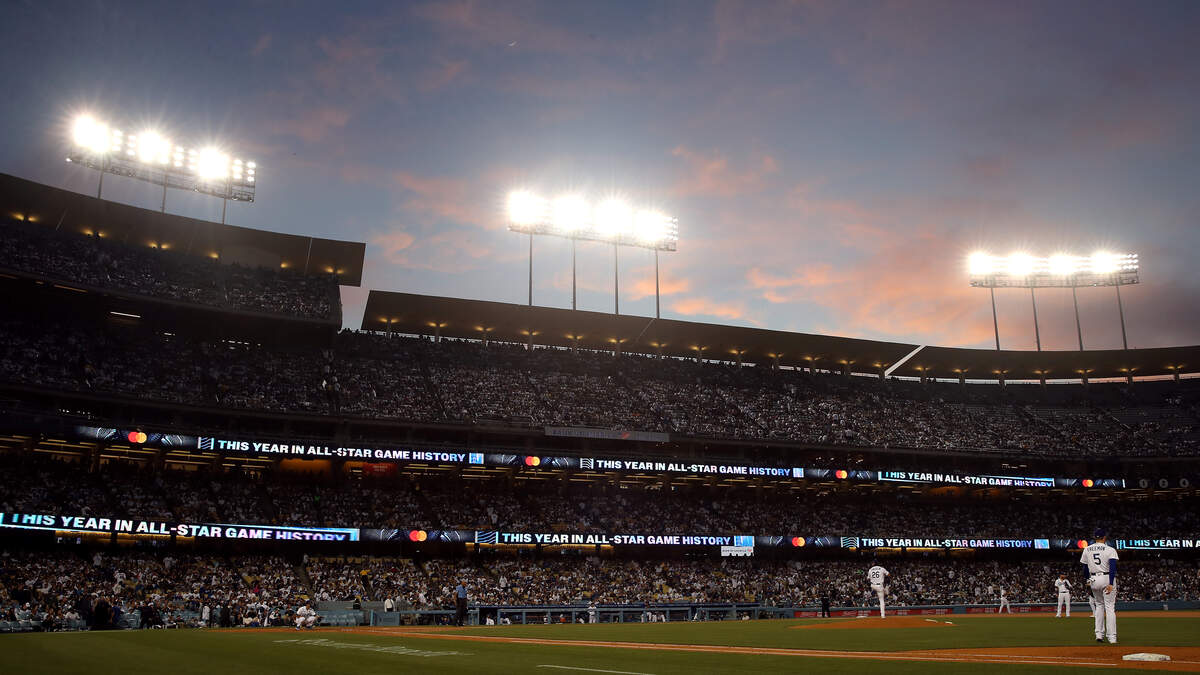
[551, 195, 588, 232]
[195, 147, 229, 181]
[63, 110, 257, 213]
[1090, 251, 1118, 274]
[1007, 253, 1034, 277]
[634, 210, 670, 245]
[595, 198, 633, 237]
[1047, 254, 1077, 277]
[507, 190, 547, 226]
[72, 115, 110, 154]
[137, 131, 171, 165]
[967, 252, 994, 276]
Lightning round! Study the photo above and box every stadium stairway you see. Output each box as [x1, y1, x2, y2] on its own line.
[296, 561, 316, 599]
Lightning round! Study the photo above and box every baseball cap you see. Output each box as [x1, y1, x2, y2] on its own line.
[1093, 527, 1107, 539]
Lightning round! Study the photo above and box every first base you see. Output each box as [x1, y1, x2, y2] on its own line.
[1122, 653, 1171, 662]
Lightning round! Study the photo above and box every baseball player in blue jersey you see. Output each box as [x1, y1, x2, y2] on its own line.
[1080, 528, 1119, 644]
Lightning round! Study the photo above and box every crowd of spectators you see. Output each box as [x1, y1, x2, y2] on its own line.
[0, 220, 339, 320]
[1, 454, 1196, 540]
[4, 549, 1197, 626]
[0, 549, 309, 630]
[2, 319, 1197, 458]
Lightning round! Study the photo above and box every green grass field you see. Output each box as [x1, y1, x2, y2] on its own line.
[3, 614, 1198, 674]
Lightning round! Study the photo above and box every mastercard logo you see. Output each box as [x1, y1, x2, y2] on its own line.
[126, 431, 148, 444]
[1077, 539, 1088, 549]
[1082, 479, 1094, 488]
[835, 470, 848, 479]
[408, 530, 428, 542]
[791, 537, 806, 547]
[525, 456, 541, 467]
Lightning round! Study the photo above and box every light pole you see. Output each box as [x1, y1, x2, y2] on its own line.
[655, 248, 661, 319]
[989, 286, 1000, 350]
[65, 113, 257, 217]
[969, 252, 1138, 353]
[613, 242, 619, 315]
[1072, 286, 1083, 350]
[1030, 287, 1041, 352]
[505, 191, 678, 315]
[1115, 283, 1128, 350]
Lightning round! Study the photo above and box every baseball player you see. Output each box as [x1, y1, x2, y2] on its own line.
[1080, 528, 1118, 644]
[867, 564, 889, 618]
[294, 603, 318, 630]
[1054, 573, 1072, 617]
[997, 587, 1011, 613]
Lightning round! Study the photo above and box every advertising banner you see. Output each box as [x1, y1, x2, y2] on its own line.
[0, 512, 359, 542]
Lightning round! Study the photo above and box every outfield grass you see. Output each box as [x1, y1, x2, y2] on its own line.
[1, 614, 1197, 674]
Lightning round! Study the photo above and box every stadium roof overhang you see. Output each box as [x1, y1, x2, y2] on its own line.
[0, 173, 366, 286]
[362, 290, 1199, 381]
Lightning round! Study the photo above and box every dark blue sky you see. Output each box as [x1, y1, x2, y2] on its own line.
[2, 0, 1197, 349]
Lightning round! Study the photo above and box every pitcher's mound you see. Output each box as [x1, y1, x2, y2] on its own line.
[793, 616, 955, 630]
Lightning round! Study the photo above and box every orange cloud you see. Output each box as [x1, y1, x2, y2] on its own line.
[747, 264, 837, 291]
[671, 146, 777, 198]
[251, 33, 272, 56]
[671, 296, 758, 324]
[629, 268, 691, 300]
[391, 171, 499, 230]
[372, 231, 416, 264]
[421, 59, 469, 91]
[274, 106, 352, 143]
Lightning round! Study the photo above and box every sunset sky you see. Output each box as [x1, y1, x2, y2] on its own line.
[2, 0, 1197, 349]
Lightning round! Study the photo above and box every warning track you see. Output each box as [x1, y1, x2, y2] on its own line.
[347, 627, 1200, 671]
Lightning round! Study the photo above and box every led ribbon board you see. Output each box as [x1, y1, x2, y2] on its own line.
[0, 512, 358, 541]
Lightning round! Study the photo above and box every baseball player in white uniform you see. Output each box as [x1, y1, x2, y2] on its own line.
[997, 587, 1011, 613]
[867, 564, 889, 618]
[1054, 573, 1072, 617]
[295, 603, 318, 630]
[1080, 528, 1119, 644]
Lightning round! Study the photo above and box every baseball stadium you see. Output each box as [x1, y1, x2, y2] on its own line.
[2, 2, 1199, 674]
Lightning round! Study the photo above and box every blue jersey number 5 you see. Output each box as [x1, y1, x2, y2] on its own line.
[1093, 553, 1102, 566]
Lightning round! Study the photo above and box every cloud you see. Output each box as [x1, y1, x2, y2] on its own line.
[421, 59, 469, 91]
[671, 146, 777, 198]
[251, 33, 273, 56]
[740, 199, 1006, 345]
[671, 296, 757, 324]
[273, 106, 352, 143]
[711, 0, 818, 62]
[370, 226, 500, 273]
[391, 171, 499, 230]
[372, 230, 416, 264]
[747, 264, 836, 294]
[628, 268, 690, 301]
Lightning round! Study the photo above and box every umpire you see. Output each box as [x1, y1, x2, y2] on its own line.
[454, 582, 468, 626]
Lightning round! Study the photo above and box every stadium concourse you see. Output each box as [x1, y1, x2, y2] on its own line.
[1, 181, 1198, 636]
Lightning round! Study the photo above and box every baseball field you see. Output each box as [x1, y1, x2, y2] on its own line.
[3, 612, 1199, 673]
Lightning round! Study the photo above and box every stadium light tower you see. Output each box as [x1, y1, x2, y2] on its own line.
[64, 112, 257, 224]
[968, 251, 1139, 351]
[507, 190, 678, 316]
